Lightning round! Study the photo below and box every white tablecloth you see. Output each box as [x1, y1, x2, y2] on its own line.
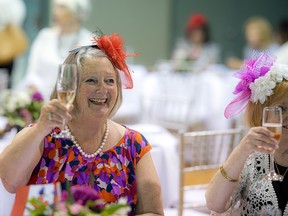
[0, 129, 17, 216]
[129, 124, 179, 208]
[114, 64, 240, 130]
[164, 208, 210, 216]
[141, 66, 238, 130]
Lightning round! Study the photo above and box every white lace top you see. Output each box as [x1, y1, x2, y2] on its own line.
[230, 153, 288, 215]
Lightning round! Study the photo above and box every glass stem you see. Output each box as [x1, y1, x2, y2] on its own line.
[62, 119, 67, 132]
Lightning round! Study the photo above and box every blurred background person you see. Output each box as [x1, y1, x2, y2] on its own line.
[226, 16, 279, 69]
[171, 13, 221, 72]
[0, 0, 27, 89]
[19, 0, 91, 101]
[275, 18, 288, 64]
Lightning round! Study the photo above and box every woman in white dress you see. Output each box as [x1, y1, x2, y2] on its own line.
[22, 0, 91, 101]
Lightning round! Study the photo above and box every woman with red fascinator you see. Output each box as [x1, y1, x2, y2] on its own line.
[172, 13, 221, 72]
[0, 32, 164, 216]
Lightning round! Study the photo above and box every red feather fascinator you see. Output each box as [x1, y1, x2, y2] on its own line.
[91, 32, 139, 89]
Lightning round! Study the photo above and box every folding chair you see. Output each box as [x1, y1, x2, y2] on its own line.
[178, 128, 245, 216]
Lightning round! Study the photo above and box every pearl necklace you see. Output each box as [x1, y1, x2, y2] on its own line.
[67, 121, 109, 159]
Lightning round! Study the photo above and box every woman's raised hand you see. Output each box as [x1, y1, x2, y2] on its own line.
[238, 127, 279, 155]
[37, 99, 73, 133]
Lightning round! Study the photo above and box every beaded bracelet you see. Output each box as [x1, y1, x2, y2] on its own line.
[220, 165, 238, 183]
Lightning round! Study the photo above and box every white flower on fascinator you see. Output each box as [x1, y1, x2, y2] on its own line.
[250, 74, 276, 104]
[269, 64, 288, 83]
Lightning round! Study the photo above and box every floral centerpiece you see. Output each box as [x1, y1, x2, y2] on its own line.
[27, 184, 131, 216]
[0, 89, 44, 129]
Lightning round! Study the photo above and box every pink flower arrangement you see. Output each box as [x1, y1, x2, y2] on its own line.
[57, 185, 105, 214]
[27, 184, 131, 216]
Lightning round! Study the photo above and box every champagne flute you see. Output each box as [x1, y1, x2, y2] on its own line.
[262, 106, 283, 181]
[54, 64, 77, 138]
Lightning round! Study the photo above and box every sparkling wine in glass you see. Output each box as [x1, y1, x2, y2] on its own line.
[54, 64, 77, 138]
[262, 106, 283, 181]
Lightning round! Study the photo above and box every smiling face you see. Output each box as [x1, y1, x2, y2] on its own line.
[75, 56, 118, 119]
[50, 47, 123, 119]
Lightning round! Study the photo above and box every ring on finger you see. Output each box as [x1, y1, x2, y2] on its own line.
[47, 112, 52, 121]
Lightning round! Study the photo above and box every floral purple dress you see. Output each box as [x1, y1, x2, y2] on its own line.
[28, 125, 152, 215]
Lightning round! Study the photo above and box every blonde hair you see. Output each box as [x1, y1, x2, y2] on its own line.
[50, 47, 123, 118]
[245, 81, 288, 127]
[245, 16, 273, 47]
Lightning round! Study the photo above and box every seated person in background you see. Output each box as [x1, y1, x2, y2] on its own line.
[0, 32, 164, 216]
[20, 0, 92, 101]
[227, 16, 279, 69]
[172, 13, 221, 72]
[275, 18, 288, 64]
[206, 52, 288, 215]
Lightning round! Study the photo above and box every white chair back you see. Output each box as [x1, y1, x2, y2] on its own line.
[141, 94, 193, 132]
[178, 128, 245, 216]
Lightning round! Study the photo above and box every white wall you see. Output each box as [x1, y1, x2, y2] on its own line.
[84, 0, 172, 67]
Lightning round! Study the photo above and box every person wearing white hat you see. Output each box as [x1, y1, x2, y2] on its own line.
[20, 0, 92, 101]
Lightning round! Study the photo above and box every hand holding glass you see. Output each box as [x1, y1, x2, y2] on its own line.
[262, 106, 282, 181]
[54, 64, 77, 138]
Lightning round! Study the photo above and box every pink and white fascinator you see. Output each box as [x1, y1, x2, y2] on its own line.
[224, 52, 288, 118]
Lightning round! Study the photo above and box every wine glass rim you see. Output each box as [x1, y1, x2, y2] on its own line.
[262, 106, 282, 125]
[264, 106, 282, 110]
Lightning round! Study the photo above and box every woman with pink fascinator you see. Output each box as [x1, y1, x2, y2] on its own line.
[206, 52, 288, 215]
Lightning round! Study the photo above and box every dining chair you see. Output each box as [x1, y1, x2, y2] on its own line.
[140, 94, 194, 133]
[178, 128, 245, 216]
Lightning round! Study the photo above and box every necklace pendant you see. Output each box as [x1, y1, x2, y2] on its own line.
[274, 161, 288, 181]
